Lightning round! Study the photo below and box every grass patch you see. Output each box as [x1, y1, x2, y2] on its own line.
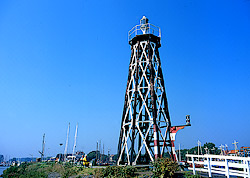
[2, 162, 104, 178]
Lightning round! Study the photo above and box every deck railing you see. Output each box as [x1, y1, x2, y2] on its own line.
[128, 23, 161, 41]
[186, 154, 250, 178]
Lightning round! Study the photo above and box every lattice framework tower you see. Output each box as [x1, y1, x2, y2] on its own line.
[117, 16, 173, 166]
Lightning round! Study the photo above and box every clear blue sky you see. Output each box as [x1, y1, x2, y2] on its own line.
[0, 0, 249, 159]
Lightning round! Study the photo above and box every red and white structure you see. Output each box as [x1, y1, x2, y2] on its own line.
[170, 116, 191, 162]
[117, 16, 191, 166]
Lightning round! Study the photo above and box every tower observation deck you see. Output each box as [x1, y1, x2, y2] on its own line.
[128, 16, 161, 41]
[117, 16, 174, 166]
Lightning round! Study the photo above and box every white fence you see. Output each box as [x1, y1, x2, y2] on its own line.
[186, 154, 250, 178]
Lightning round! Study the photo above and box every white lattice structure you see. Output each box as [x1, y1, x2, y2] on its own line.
[117, 17, 172, 166]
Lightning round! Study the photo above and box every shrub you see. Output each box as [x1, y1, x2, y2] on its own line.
[3, 166, 19, 178]
[101, 166, 137, 178]
[184, 171, 201, 178]
[3, 163, 48, 178]
[152, 158, 179, 178]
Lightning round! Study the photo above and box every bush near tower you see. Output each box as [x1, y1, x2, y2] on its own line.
[152, 158, 179, 178]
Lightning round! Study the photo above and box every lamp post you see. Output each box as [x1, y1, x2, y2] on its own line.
[59, 143, 63, 162]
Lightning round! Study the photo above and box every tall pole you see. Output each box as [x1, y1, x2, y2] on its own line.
[59, 143, 63, 162]
[99, 140, 102, 163]
[198, 140, 202, 155]
[42, 134, 45, 161]
[72, 123, 78, 155]
[96, 141, 98, 163]
[233, 140, 238, 156]
[39, 133, 45, 161]
[198, 140, 200, 155]
[103, 144, 105, 163]
[108, 149, 110, 164]
[64, 123, 70, 161]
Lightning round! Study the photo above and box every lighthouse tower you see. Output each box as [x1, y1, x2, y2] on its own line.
[117, 16, 173, 165]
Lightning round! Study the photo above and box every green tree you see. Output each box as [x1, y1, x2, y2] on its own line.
[87, 151, 108, 163]
[87, 151, 98, 161]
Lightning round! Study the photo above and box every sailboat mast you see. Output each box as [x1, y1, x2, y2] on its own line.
[72, 123, 78, 155]
[64, 123, 70, 160]
[41, 133, 45, 161]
